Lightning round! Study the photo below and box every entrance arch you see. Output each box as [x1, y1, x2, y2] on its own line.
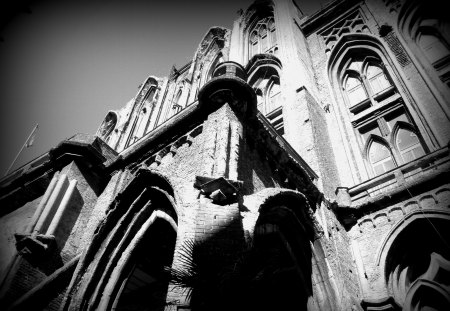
[63, 169, 178, 311]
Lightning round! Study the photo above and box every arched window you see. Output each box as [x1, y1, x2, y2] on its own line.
[399, 1, 450, 88]
[165, 88, 183, 121]
[344, 75, 367, 106]
[418, 33, 450, 64]
[125, 79, 158, 149]
[339, 54, 426, 177]
[395, 126, 426, 162]
[248, 17, 277, 59]
[342, 57, 393, 112]
[250, 31, 259, 58]
[383, 215, 450, 309]
[145, 87, 156, 105]
[366, 64, 391, 94]
[249, 65, 284, 136]
[98, 111, 118, 143]
[368, 140, 396, 175]
[249, 68, 281, 115]
[266, 77, 281, 113]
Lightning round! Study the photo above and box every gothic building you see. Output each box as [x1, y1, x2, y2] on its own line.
[1, 0, 449, 310]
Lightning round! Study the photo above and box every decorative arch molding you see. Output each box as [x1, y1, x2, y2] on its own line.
[195, 27, 228, 58]
[404, 275, 450, 310]
[62, 169, 178, 311]
[246, 53, 282, 79]
[135, 76, 159, 107]
[243, 188, 320, 240]
[249, 188, 335, 310]
[375, 209, 450, 266]
[327, 33, 401, 83]
[374, 209, 450, 306]
[397, 0, 450, 111]
[397, 0, 449, 43]
[363, 134, 391, 158]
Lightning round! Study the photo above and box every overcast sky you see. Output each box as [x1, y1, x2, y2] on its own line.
[0, 0, 324, 175]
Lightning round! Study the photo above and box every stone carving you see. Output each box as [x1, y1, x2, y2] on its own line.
[321, 11, 369, 52]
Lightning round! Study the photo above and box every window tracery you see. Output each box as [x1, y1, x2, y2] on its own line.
[248, 17, 277, 59]
[340, 55, 426, 177]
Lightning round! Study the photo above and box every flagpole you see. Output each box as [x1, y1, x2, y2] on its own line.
[4, 123, 39, 177]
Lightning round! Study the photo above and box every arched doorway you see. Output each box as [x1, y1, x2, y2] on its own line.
[63, 169, 178, 311]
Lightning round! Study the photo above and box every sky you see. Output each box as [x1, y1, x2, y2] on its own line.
[0, 0, 324, 176]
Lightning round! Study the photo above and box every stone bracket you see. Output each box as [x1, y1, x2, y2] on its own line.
[15, 233, 56, 257]
[194, 176, 243, 204]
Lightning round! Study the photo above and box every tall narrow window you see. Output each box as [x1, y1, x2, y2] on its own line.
[366, 65, 391, 94]
[368, 140, 396, 175]
[395, 127, 426, 162]
[340, 55, 427, 177]
[125, 80, 158, 148]
[249, 66, 283, 137]
[267, 78, 281, 113]
[345, 76, 367, 106]
[414, 18, 450, 86]
[248, 17, 277, 59]
[250, 31, 259, 59]
[418, 33, 450, 65]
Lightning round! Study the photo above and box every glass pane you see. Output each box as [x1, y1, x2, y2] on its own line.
[396, 128, 426, 162]
[367, 65, 391, 94]
[369, 141, 391, 163]
[384, 159, 395, 171]
[346, 77, 367, 105]
[419, 34, 450, 64]
[397, 128, 419, 151]
[369, 140, 395, 176]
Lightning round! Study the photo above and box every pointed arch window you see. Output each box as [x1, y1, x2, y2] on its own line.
[248, 17, 278, 59]
[344, 75, 367, 106]
[173, 90, 183, 112]
[367, 139, 396, 175]
[267, 77, 281, 113]
[338, 54, 427, 177]
[395, 125, 426, 163]
[251, 73, 281, 115]
[125, 80, 158, 148]
[342, 57, 393, 114]
[366, 64, 391, 94]
[249, 66, 284, 136]
[413, 16, 450, 87]
[418, 33, 450, 64]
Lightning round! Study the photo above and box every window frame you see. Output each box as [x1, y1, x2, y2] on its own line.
[248, 17, 278, 59]
[341, 56, 427, 177]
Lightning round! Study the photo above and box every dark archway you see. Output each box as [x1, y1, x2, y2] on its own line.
[62, 169, 178, 311]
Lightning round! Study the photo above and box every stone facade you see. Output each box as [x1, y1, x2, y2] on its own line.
[1, 0, 449, 310]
